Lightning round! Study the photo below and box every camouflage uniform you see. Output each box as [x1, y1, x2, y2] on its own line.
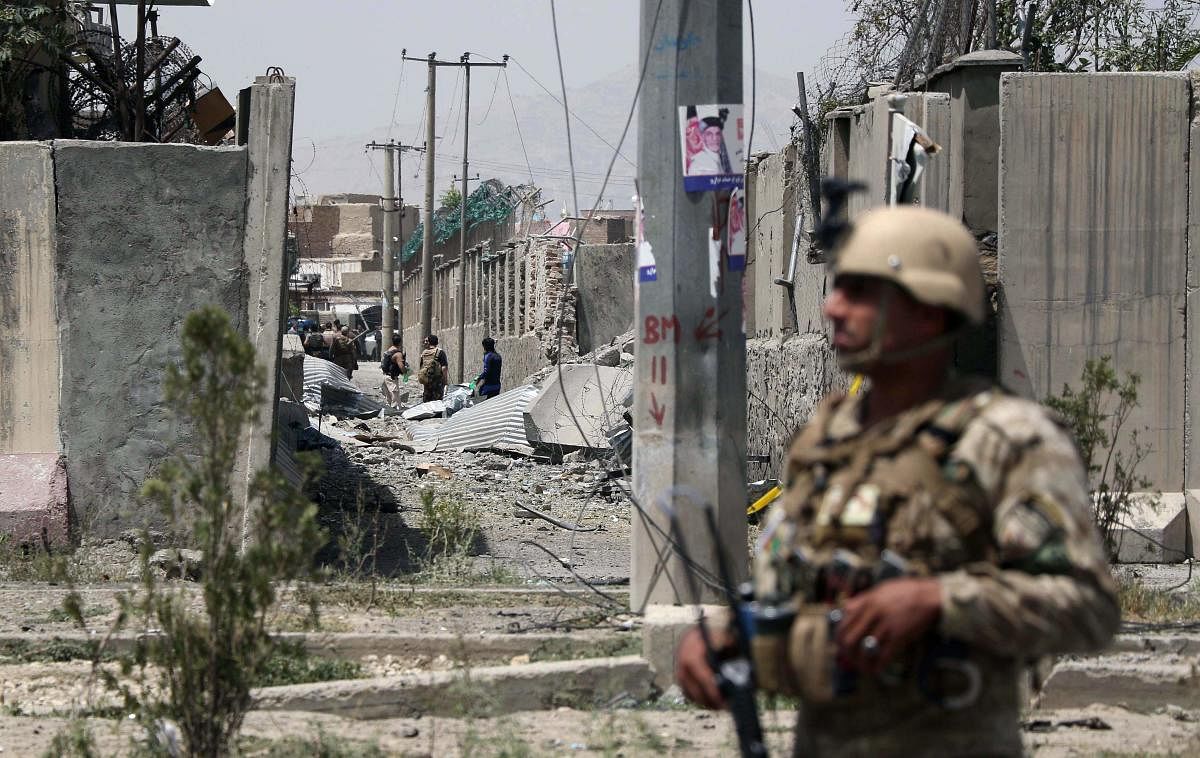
[753, 376, 1119, 757]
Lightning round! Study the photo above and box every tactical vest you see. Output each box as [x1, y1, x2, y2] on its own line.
[752, 378, 1005, 703]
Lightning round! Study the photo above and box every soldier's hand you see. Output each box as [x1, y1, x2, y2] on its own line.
[835, 577, 942, 675]
[675, 625, 730, 710]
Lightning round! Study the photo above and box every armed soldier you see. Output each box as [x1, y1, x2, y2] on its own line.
[676, 205, 1119, 756]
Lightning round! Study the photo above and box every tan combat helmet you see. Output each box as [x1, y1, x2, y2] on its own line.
[834, 205, 984, 326]
[828, 205, 985, 369]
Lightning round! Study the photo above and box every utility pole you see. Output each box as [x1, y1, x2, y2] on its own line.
[366, 140, 425, 348]
[631, 0, 746, 608]
[453, 171, 481, 381]
[454, 53, 507, 382]
[403, 50, 506, 350]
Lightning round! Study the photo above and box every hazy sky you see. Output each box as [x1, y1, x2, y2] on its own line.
[113, 1, 856, 197]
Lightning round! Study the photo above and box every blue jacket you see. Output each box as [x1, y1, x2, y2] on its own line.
[478, 350, 502, 394]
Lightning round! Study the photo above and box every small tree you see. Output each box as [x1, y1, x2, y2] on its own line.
[0, 1, 85, 139]
[440, 185, 462, 210]
[69, 306, 323, 757]
[1044, 356, 1151, 560]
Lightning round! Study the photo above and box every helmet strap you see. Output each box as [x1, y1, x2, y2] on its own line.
[835, 288, 962, 371]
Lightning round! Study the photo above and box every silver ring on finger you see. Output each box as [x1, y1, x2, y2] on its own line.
[861, 635, 880, 656]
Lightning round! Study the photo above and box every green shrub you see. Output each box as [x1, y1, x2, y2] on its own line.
[65, 306, 324, 757]
[1045, 356, 1151, 559]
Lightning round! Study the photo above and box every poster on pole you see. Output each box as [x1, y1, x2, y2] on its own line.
[634, 194, 657, 282]
[727, 187, 746, 271]
[678, 104, 744, 192]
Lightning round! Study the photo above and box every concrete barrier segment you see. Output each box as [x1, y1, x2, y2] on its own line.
[0, 453, 69, 547]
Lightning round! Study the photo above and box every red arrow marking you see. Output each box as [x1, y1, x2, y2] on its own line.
[694, 307, 725, 342]
[649, 392, 666, 427]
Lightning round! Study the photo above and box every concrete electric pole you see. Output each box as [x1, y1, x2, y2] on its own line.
[402, 51, 506, 354]
[420, 54, 437, 343]
[366, 140, 425, 347]
[365, 141, 398, 347]
[631, 0, 747, 609]
[455, 53, 507, 383]
[453, 171, 480, 380]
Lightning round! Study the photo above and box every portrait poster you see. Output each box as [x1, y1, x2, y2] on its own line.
[678, 104, 744, 192]
[727, 187, 746, 271]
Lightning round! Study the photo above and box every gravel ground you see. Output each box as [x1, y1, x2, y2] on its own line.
[3, 361, 1199, 755]
[1, 703, 1196, 756]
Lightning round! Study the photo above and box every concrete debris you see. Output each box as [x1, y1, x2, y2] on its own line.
[149, 548, 204, 581]
[522, 328, 636, 387]
[1022, 716, 1112, 732]
[414, 462, 453, 480]
[1163, 704, 1198, 722]
[0, 453, 70, 548]
[251, 655, 655, 720]
[279, 334, 305, 403]
[524, 365, 633, 451]
[402, 401, 446, 421]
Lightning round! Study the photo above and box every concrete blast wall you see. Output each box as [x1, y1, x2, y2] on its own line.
[998, 72, 1191, 492]
[574, 243, 635, 353]
[54, 142, 251, 534]
[0, 143, 59, 455]
[0, 78, 295, 540]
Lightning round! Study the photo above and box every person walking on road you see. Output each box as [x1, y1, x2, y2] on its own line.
[474, 336, 503, 400]
[380, 334, 409, 407]
[416, 334, 449, 403]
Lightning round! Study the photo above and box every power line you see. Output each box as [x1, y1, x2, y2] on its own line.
[442, 66, 463, 149]
[476, 67, 502, 126]
[503, 69, 535, 184]
[747, 0, 758, 159]
[469, 51, 636, 170]
[386, 58, 406, 141]
[550, 0, 579, 218]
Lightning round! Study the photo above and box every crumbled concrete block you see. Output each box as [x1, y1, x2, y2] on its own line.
[0, 453, 70, 547]
[1184, 490, 1200, 559]
[641, 603, 724, 690]
[1112, 492, 1188, 563]
[253, 654, 654, 719]
[1041, 654, 1200, 711]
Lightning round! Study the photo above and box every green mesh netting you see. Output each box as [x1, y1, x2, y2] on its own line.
[401, 178, 517, 262]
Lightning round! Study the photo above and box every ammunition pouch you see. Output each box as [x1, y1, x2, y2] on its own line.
[752, 603, 840, 703]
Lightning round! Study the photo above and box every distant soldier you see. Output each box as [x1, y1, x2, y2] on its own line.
[416, 334, 449, 403]
[473, 336, 503, 400]
[675, 206, 1119, 756]
[380, 334, 409, 407]
[302, 324, 325, 358]
[329, 325, 359, 378]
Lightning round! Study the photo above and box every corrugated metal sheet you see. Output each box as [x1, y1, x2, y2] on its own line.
[428, 385, 540, 453]
[302, 355, 382, 418]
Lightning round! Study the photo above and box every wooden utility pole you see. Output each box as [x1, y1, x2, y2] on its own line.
[631, 0, 746, 608]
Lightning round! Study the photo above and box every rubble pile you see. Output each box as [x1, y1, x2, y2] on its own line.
[286, 343, 641, 583]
